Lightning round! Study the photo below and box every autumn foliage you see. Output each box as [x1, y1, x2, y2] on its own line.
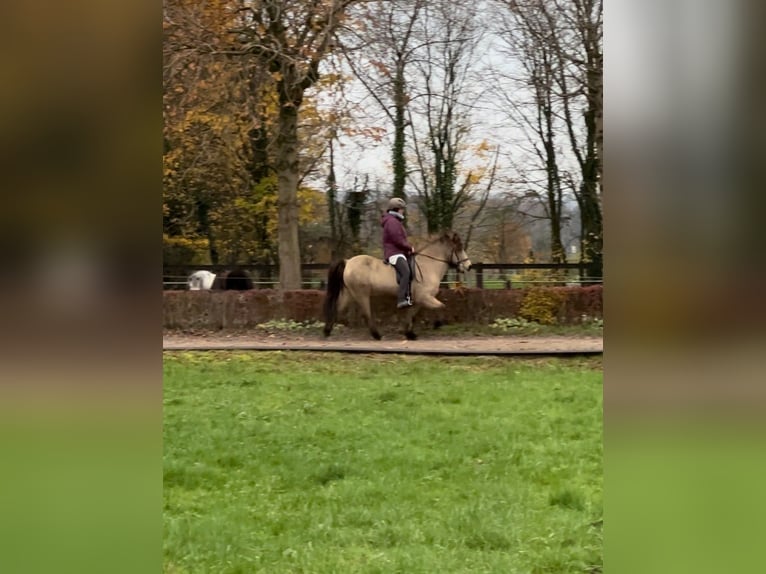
[163, 1, 603, 284]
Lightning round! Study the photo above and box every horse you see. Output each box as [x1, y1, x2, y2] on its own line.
[187, 269, 253, 290]
[323, 231, 472, 340]
[221, 269, 253, 290]
[187, 270, 216, 290]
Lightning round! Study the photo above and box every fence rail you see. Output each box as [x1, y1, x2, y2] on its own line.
[164, 262, 601, 290]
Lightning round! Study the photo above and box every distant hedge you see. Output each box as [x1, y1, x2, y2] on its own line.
[163, 286, 602, 330]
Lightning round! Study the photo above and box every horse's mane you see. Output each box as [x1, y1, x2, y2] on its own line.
[416, 231, 463, 252]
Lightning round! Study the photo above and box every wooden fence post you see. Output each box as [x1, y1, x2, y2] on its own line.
[475, 263, 483, 289]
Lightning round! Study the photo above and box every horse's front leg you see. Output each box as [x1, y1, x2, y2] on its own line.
[416, 294, 445, 310]
[403, 305, 421, 340]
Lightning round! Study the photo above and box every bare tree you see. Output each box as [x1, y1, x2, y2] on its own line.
[493, 1, 567, 262]
[495, 0, 602, 272]
[340, 0, 426, 201]
[407, 0, 491, 235]
[325, 144, 371, 259]
[555, 0, 602, 278]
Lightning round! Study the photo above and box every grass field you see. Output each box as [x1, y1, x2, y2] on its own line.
[164, 352, 602, 573]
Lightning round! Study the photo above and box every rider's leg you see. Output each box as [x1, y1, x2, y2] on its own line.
[394, 258, 412, 306]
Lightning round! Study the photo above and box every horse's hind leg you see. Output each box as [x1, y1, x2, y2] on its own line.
[324, 291, 350, 337]
[355, 293, 381, 340]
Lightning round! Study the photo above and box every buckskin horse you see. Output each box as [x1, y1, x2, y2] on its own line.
[323, 231, 471, 340]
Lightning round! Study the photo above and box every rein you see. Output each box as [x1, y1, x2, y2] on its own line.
[415, 250, 470, 268]
[413, 245, 469, 284]
[408, 235, 469, 282]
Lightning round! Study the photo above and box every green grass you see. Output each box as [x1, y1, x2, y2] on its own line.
[164, 352, 602, 573]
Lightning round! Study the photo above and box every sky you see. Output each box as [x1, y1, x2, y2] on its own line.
[314, 16, 588, 212]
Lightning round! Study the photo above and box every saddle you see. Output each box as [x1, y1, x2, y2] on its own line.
[382, 255, 415, 273]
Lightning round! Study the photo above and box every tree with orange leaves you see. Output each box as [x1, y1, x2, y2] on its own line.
[223, 0, 368, 289]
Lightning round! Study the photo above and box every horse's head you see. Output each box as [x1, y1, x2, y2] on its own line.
[446, 232, 472, 273]
[188, 270, 216, 290]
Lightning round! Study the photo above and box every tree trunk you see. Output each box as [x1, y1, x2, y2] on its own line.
[543, 108, 565, 264]
[248, 123, 271, 182]
[582, 38, 602, 279]
[580, 177, 602, 279]
[545, 145, 566, 263]
[196, 197, 219, 265]
[275, 87, 302, 290]
[347, 190, 365, 253]
[582, 2, 603, 280]
[392, 62, 407, 199]
[549, 202, 565, 263]
[327, 137, 339, 259]
[207, 233, 219, 266]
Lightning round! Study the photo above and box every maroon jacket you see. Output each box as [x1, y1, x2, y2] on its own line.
[381, 212, 413, 259]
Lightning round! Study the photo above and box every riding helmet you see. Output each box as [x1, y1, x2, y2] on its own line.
[387, 197, 406, 211]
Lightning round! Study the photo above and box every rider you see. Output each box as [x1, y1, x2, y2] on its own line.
[381, 197, 415, 308]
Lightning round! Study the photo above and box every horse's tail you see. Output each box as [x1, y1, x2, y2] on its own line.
[323, 259, 346, 336]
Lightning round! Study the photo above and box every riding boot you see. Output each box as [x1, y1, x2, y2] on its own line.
[394, 258, 412, 307]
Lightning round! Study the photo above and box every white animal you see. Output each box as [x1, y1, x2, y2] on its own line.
[187, 270, 217, 290]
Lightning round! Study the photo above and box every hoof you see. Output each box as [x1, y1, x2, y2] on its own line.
[371, 331, 382, 341]
[405, 331, 418, 341]
[323, 326, 332, 337]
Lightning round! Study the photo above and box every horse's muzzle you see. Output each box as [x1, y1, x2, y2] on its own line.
[459, 261, 472, 273]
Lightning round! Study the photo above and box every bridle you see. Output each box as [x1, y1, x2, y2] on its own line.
[414, 242, 470, 270]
